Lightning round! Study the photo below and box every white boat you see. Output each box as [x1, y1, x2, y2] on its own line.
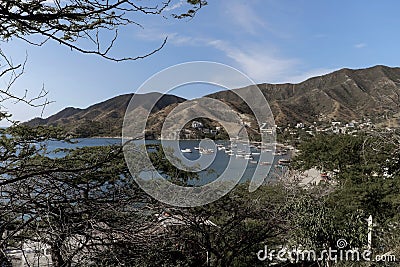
[260, 161, 271, 166]
[250, 160, 258, 164]
[244, 155, 253, 160]
[251, 152, 260, 155]
[278, 159, 291, 166]
[194, 147, 200, 150]
[181, 148, 192, 153]
[199, 148, 214, 154]
[217, 146, 225, 151]
[236, 154, 244, 158]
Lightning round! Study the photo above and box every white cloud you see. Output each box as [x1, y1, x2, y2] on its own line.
[136, 30, 336, 84]
[226, 2, 267, 34]
[168, 33, 195, 45]
[287, 68, 338, 83]
[206, 39, 297, 82]
[163, 0, 185, 12]
[208, 39, 338, 83]
[136, 29, 196, 47]
[354, 43, 367, 49]
[160, 36, 331, 84]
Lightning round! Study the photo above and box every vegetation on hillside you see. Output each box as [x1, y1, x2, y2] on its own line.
[1, 125, 399, 266]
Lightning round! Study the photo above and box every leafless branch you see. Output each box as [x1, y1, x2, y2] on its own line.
[0, 49, 53, 122]
[0, 0, 206, 61]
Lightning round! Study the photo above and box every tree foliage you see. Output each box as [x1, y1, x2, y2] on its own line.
[0, 126, 198, 266]
[291, 132, 400, 265]
[1, 127, 399, 266]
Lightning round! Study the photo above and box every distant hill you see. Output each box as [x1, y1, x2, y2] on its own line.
[25, 93, 185, 137]
[208, 65, 400, 126]
[25, 65, 400, 137]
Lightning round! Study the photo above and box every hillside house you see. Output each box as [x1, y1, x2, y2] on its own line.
[191, 121, 203, 129]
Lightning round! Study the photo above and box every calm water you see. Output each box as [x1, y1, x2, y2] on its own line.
[44, 138, 289, 185]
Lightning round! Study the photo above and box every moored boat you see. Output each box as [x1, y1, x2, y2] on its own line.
[278, 159, 290, 166]
[199, 148, 214, 154]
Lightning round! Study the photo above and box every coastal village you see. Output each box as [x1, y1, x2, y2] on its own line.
[1, 0, 400, 265]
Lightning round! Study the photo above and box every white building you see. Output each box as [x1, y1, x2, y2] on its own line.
[7, 241, 52, 267]
[191, 121, 203, 129]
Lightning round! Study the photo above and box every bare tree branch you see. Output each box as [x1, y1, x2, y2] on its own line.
[0, 49, 53, 123]
[0, 0, 206, 61]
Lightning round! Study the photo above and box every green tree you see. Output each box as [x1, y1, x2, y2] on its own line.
[291, 133, 400, 265]
[158, 183, 293, 267]
[0, 125, 206, 265]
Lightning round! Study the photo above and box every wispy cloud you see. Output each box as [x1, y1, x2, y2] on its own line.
[137, 29, 297, 82]
[137, 30, 335, 83]
[206, 39, 298, 82]
[287, 67, 338, 83]
[163, 0, 185, 12]
[354, 43, 367, 49]
[207, 39, 337, 83]
[226, 2, 267, 34]
[136, 29, 196, 46]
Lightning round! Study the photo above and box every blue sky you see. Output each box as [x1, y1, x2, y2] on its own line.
[2, 0, 400, 125]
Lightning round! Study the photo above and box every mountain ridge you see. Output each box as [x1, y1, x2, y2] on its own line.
[25, 93, 186, 137]
[25, 65, 400, 137]
[208, 65, 400, 125]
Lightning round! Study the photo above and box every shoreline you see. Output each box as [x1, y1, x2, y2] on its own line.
[88, 136, 122, 139]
